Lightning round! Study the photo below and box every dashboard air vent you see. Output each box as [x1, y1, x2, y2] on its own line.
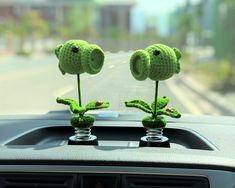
[0, 173, 75, 188]
[123, 175, 209, 188]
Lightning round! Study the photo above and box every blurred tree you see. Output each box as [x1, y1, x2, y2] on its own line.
[194, 0, 205, 45]
[0, 21, 15, 53]
[223, 0, 235, 89]
[59, 5, 92, 39]
[145, 16, 158, 38]
[173, 0, 205, 48]
[14, 14, 30, 50]
[176, 12, 193, 47]
[0, 23, 6, 36]
[14, 10, 49, 52]
[213, 0, 235, 89]
[224, 0, 235, 60]
[30, 11, 49, 51]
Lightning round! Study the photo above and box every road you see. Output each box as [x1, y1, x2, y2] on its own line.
[0, 52, 232, 116]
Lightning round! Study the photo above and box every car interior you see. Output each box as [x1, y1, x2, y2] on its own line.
[0, 0, 235, 188]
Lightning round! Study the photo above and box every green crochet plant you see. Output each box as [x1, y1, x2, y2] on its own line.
[126, 44, 182, 129]
[55, 40, 109, 129]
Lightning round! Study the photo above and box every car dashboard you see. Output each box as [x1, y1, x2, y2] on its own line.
[0, 111, 235, 188]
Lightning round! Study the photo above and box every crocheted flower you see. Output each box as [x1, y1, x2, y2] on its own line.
[55, 40, 105, 75]
[130, 44, 181, 81]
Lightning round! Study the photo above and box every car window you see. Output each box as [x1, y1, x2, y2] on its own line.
[0, 0, 234, 116]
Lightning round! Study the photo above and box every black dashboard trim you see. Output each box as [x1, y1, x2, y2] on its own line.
[0, 160, 235, 173]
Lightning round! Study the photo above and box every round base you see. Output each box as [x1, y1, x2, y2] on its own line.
[139, 136, 170, 148]
[68, 135, 98, 145]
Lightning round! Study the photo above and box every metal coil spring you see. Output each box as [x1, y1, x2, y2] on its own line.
[146, 128, 163, 141]
[74, 128, 91, 141]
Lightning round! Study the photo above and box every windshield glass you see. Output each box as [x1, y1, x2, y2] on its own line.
[0, 0, 234, 116]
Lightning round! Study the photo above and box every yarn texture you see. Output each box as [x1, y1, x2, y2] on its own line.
[130, 44, 181, 81]
[55, 40, 109, 129]
[126, 44, 182, 130]
[55, 40, 104, 75]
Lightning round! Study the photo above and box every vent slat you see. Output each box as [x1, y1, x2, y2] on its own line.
[0, 173, 75, 188]
[6, 184, 66, 188]
[6, 179, 66, 184]
[6, 182, 67, 188]
[133, 182, 194, 187]
[123, 175, 209, 188]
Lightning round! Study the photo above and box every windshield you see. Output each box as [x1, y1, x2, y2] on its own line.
[0, 0, 234, 116]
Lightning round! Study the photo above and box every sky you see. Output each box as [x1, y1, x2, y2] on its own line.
[131, 0, 200, 35]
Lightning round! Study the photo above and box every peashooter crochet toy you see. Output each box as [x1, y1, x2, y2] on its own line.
[125, 44, 182, 147]
[55, 40, 109, 145]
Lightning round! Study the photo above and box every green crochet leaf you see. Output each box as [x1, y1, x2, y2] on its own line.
[151, 96, 170, 110]
[56, 97, 86, 114]
[157, 107, 181, 118]
[125, 100, 152, 113]
[85, 100, 110, 111]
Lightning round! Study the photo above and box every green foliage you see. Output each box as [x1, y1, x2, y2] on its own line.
[157, 108, 181, 118]
[16, 49, 31, 56]
[213, 0, 235, 60]
[56, 97, 86, 115]
[125, 96, 181, 123]
[16, 11, 49, 39]
[176, 13, 194, 47]
[44, 47, 55, 54]
[151, 96, 169, 110]
[85, 100, 110, 111]
[14, 10, 49, 52]
[57, 97, 109, 115]
[59, 6, 92, 38]
[191, 60, 235, 91]
[57, 97, 109, 128]
[125, 100, 152, 113]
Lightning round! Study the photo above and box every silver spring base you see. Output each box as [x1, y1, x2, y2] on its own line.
[74, 128, 91, 141]
[68, 128, 98, 145]
[146, 128, 163, 141]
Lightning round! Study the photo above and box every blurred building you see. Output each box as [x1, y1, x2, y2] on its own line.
[0, 0, 135, 38]
[169, 0, 216, 46]
[0, 0, 95, 36]
[95, 0, 135, 37]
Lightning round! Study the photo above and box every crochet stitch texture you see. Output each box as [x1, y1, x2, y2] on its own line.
[55, 40, 104, 75]
[130, 44, 181, 81]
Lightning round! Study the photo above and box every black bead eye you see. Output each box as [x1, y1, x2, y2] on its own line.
[153, 49, 161, 56]
[71, 46, 79, 53]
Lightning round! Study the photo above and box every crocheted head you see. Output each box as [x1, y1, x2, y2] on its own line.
[130, 44, 181, 81]
[55, 40, 105, 75]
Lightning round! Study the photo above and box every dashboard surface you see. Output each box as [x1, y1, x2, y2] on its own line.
[0, 111, 235, 187]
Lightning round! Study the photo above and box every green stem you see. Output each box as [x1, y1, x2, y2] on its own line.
[153, 81, 159, 117]
[77, 74, 82, 107]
